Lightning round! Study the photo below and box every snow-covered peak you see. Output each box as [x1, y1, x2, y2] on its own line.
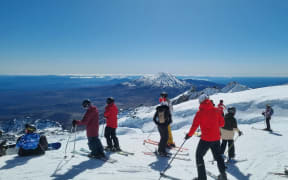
[126, 72, 188, 88]
[221, 81, 250, 93]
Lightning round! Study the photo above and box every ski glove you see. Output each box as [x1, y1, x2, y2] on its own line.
[185, 134, 191, 140]
[238, 131, 243, 136]
[72, 120, 77, 127]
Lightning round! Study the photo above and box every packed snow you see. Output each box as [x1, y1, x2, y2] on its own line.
[1, 85, 288, 180]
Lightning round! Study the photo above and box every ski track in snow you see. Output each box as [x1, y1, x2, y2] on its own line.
[1, 85, 288, 180]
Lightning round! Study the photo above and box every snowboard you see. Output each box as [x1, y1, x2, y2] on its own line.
[1, 142, 61, 156]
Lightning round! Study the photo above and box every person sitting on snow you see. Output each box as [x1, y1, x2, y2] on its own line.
[16, 124, 48, 156]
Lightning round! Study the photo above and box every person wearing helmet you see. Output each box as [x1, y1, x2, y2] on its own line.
[16, 124, 48, 156]
[220, 107, 243, 162]
[73, 99, 105, 158]
[185, 94, 227, 180]
[153, 100, 172, 156]
[262, 104, 274, 131]
[159, 92, 176, 148]
[104, 97, 121, 151]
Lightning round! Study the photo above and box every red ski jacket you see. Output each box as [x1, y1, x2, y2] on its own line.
[104, 103, 118, 128]
[218, 103, 226, 114]
[75, 105, 99, 137]
[188, 99, 225, 141]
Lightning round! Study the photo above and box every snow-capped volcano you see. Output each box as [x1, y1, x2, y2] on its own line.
[125, 72, 188, 88]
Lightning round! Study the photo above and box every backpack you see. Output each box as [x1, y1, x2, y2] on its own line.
[156, 105, 170, 125]
[270, 108, 274, 116]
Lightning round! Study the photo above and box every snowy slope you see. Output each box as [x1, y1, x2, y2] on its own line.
[1, 85, 288, 180]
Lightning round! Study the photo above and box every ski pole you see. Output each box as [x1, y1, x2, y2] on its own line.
[72, 125, 77, 157]
[159, 139, 187, 180]
[64, 126, 74, 158]
[224, 134, 240, 159]
[101, 119, 106, 138]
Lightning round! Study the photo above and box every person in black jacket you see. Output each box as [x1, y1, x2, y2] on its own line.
[153, 102, 172, 156]
[220, 107, 242, 161]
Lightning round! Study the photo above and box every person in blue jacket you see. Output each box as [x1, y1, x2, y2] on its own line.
[16, 124, 48, 156]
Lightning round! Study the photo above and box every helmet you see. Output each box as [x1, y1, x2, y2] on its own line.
[25, 124, 36, 133]
[228, 107, 236, 114]
[106, 97, 115, 104]
[220, 99, 224, 103]
[160, 92, 168, 98]
[82, 99, 91, 108]
[198, 94, 209, 104]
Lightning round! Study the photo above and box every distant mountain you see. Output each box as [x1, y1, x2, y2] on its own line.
[221, 81, 250, 93]
[122, 72, 188, 88]
[172, 81, 250, 105]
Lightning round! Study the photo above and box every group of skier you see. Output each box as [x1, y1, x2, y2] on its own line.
[0, 91, 275, 180]
[153, 92, 274, 180]
[72, 97, 120, 159]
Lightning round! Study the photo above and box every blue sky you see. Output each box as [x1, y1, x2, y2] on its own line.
[0, 0, 287, 76]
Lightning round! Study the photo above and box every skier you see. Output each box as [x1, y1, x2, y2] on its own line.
[16, 124, 48, 156]
[220, 107, 243, 162]
[218, 99, 226, 116]
[159, 92, 176, 148]
[73, 99, 105, 158]
[185, 94, 227, 180]
[104, 97, 121, 151]
[262, 104, 274, 131]
[153, 101, 172, 156]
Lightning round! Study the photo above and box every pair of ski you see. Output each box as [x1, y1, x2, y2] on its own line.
[143, 139, 189, 152]
[104, 147, 135, 156]
[143, 151, 191, 161]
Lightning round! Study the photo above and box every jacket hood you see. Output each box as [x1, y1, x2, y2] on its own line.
[199, 99, 214, 110]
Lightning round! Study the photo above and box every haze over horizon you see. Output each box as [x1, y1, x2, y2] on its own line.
[1, 0, 287, 76]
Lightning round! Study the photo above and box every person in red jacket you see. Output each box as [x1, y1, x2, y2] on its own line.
[218, 99, 226, 116]
[185, 94, 227, 180]
[104, 97, 120, 151]
[73, 99, 105, 158]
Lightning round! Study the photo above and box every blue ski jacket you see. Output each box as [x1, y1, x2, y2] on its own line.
[16, 133, 40, 150]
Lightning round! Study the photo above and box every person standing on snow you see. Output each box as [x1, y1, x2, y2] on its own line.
[73, 99, 105, 158]
[185, 94, 227, 180]
[16, 124, 48, 156]
[220, 107, 242, 161]
[159, 92, 176, 148]
[104, 97, 121, 151]
[153, 101, 172, 156]
[262, 104, 274, 131]
[218, 99, 226, 116]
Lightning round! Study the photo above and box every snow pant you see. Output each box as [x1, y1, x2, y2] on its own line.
[220, 140, 235, 159]
[157, 125, 169, 153]
[88, 136, 104, 156]
[167, 125, 174, 145]
[196, 139, 226, 180]
[266, 117, 271, 130]
[104, 126, 120, 149]
[18, 135, 48, 156]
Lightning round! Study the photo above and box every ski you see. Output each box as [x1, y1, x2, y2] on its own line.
[74, 148, 117, 163]
[159, 172, 182, 180]
[143, 151, 191, 161]
[268, 172, 288, 177]
[104, 148, 134, 156]
[251, 127, 282, 136]
[143, 139, 189, 152]
[225, 158, 248, 164]
[206, 170, 219, 180]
